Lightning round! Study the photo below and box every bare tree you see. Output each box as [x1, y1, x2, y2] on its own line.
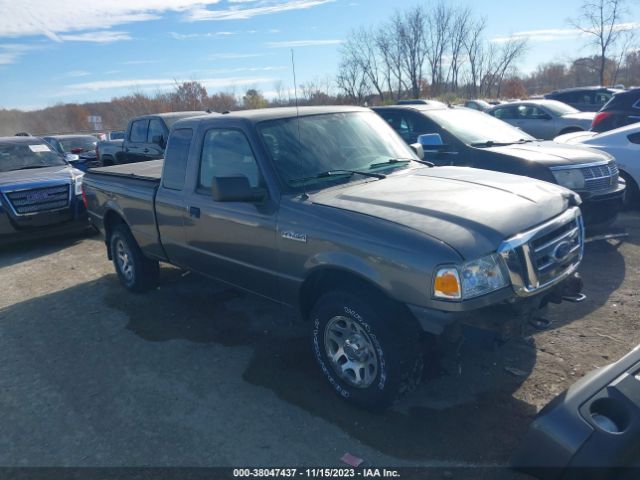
[336, 57, 371, 104]
[425, 2, 452, 95]
[446, 6, 472, 92]
[464, 17, 488, 97]
[571, 0, 629, 85]
[376, 15, 410, 100]
[342, 27, 387, 101]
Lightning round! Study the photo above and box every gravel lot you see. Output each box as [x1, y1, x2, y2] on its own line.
[0, 212, 638, 476]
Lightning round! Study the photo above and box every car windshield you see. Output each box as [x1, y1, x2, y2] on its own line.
[257, 111, 417, 190]
[59, 136, 97, 152]
[0, 142, 66, 172]
[542, 101, 579, 116]
[425, 108, 535, 145]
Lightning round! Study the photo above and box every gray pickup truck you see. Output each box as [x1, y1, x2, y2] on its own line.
[84, 106, 585, 410]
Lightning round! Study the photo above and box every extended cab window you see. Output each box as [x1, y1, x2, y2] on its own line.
[148, 119, 165, 145]
[198, 129, 260, 191]
[162, 128, 193, 190]
[130, 120, 149, 143]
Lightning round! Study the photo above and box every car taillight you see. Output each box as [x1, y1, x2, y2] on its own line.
[81, 184, 89, 209]
[592, 111, 612, 128]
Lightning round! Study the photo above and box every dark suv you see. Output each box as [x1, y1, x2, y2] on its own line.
[544, 87, 622, 112]
[591, 88, 640, 133]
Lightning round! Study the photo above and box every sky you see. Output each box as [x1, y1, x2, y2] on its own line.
[0, 0, 639, 111]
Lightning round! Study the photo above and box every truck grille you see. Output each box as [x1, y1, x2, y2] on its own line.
[580, 161, 619, 193]
[498, 207, 584, 297]
[4, 184, 71, 215]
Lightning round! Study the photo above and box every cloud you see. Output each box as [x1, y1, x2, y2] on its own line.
[266, 39, 342, 48]
[0, 44, 35, 65]
[0, 1, 223, 39]
[170, 28, 281, 39]
[121, 59, 161, 65]
[492, 23, 640, 44]
[58, 31, 132, 43]
[62, 76, 275, 94]
[65, 70, 91, 77]
[187, 0, 334, 21]
[0, 1, 330, 39]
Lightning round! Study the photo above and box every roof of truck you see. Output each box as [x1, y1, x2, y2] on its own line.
[173, 106, 371, 127]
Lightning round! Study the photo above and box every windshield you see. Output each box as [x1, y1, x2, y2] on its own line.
[59, 136, 97, 153]
[542, 101, 579, 116]
[257, 111, 416, 190]
[0, 142, 67, 172]
[426, 108, 535, 145]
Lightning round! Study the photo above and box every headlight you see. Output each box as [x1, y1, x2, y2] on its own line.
[551, 169, 585, 190]
[73, 174, 84, 195]
[433, 253, 509, 301]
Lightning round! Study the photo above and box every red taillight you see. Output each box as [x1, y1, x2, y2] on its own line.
[81, 185, 89, 209]
[592, 111, 612, 128]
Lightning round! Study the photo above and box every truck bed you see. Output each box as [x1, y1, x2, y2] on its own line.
[89, 159, 163, 182]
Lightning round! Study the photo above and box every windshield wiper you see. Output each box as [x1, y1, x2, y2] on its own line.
[290, 169, 386, 184]
[369, 158, 435, 169]
[17, 165, 48, 170]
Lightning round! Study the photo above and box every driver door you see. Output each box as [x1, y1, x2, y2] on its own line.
[182, 127, 280, 300]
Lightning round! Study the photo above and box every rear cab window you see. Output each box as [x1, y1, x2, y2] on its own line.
[162, 128, 193, 191]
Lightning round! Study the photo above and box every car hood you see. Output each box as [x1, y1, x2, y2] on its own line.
[561, 112, 596, 122]
[0, 165, 78, 189]
[553, 131, 598, 144]
[484, 141, 612, 166]
[310, 166, 577, 260]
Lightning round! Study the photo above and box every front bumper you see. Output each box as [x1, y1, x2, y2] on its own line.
[408, 271, 583, 335]
[579, 182, 626, 228]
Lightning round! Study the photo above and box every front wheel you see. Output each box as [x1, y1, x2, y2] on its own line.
[110, 224, 159, 292]
[310, 287, 423, 411]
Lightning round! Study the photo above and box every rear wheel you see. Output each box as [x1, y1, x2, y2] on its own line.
[621, 171, 640, 210]
[110, 224, 159, 292]
[310, 286, 423, 411]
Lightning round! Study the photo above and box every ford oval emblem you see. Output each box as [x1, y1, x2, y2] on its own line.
[552, 241, 572, 262]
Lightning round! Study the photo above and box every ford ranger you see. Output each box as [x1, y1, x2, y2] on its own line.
[84, 106, 585, 410]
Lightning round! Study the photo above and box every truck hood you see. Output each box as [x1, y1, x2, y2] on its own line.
[0, 165, 77, 189]
[483, 141, 611, 166]
[311, 166, 577, 260]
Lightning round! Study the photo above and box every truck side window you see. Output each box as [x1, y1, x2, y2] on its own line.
[148, 119, 165, 144]
[130, 120, 149, 143]
[198, 129, 261, 191]
[162, 128, 193, 190]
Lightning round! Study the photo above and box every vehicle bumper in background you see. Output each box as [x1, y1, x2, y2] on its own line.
[580, 182, 626, 228]
[0, 197, 90, 244]
[407, 271, 584, 336]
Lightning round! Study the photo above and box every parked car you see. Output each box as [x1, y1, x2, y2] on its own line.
[555, 123, 640, 206]
[96, 111, 209, 166]
[591, 87, 640, 133]
[544, 86, 622, 112]
[486, 100, 595, 140]
[463, 99, 491, 112]
[373, 104, 625, 227]
[42, 134, 99, 172]
[0, 136, 89, 243]
[106, 130, 125, 141]
[85, 106, 585, 410]
[396, 99, 447, 107]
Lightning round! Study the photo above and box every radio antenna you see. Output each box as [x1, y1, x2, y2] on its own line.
[290, 49, 302, 145]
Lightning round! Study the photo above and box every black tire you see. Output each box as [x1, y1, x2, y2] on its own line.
[621, 171, 640, 210]
[109, 224, 159, 292]
[310, 286, 423, 411]
[101, 156, 114, 167]
[558, 127, 583, 136]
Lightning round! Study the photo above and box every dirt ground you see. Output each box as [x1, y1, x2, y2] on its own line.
[0, 211, 638, 478]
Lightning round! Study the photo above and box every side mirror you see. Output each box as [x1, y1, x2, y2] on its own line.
[211, 176, 266, 203]
[409, 143, 424, 160]
[418, 133, 450, 153]
[151, 135, 165, 147]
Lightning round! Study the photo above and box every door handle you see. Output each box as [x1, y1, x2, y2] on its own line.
[189, 206, 200, 219]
